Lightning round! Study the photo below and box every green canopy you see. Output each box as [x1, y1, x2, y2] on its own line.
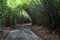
[7, 0, 31, 9]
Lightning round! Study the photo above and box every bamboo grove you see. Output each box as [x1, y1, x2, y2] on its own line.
[23, 0, 60, 30]
[0, 0, 60, 30]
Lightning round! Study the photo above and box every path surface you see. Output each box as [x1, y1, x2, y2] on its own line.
[5, 25, 44, 40]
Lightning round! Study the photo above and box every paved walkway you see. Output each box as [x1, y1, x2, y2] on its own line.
[5, 25, 44, 40]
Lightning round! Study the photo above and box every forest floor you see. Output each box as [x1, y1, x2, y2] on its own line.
[31, 26, 60, 40]
[0, 24, 60, 40]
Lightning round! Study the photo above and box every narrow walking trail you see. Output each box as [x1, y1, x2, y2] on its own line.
[5, 24, 44, 40]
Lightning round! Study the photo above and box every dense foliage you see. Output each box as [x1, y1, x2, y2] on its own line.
[0, 0, 60, 31]
[0, 0, 31, 28]
[23, 0, 60, 30]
